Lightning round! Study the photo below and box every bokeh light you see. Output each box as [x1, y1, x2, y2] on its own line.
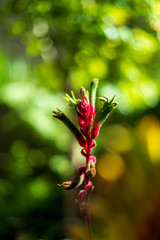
[97, 153, 125, 181]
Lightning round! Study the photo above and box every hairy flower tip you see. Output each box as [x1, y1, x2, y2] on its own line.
[64, 91, 79, 108]
[86, 160, 96, 178]
[80, 87, 89, 102]
[57, 168, 85, 190]
[96, 94, 118, 125]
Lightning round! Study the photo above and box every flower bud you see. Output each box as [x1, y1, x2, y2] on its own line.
[86, 160, 96, 178]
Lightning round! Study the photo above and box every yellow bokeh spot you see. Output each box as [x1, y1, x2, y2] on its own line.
[138, 115, 160, 163]
[133, 28, 158, 51]
[118, 79, 159, 111]
[109, 7, 130, 26]
[103, 5, 130, 26]
[104, 124, 132, 153]
[152, 1, 160, 16]
[70, 68, 90, 89]
[88, 58, 107, 78]
[100, 44, 117, 59]
[97, 153, 125, 181]
[132, 28, 158, 62]
[146, 126, 160, 163]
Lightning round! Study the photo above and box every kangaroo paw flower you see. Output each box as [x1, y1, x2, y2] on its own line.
[53, 78, 117, 220]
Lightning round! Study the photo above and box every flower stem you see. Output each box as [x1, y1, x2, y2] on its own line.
[84, 126, 93, 239]
[85, 215, 91, 240]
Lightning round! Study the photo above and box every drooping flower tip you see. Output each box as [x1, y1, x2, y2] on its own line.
[57, 182, 72, 189]
[57, 168, 85, 190]
[52, 108, 63, 119]
[52, 108, 86, 147]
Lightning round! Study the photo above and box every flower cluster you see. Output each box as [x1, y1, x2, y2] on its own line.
[53, 78, 117, 217]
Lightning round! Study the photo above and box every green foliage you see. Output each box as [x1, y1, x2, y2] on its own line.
[1, 0, 160, 113]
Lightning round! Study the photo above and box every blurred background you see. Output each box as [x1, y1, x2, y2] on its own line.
[1, 0, 160, 239]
